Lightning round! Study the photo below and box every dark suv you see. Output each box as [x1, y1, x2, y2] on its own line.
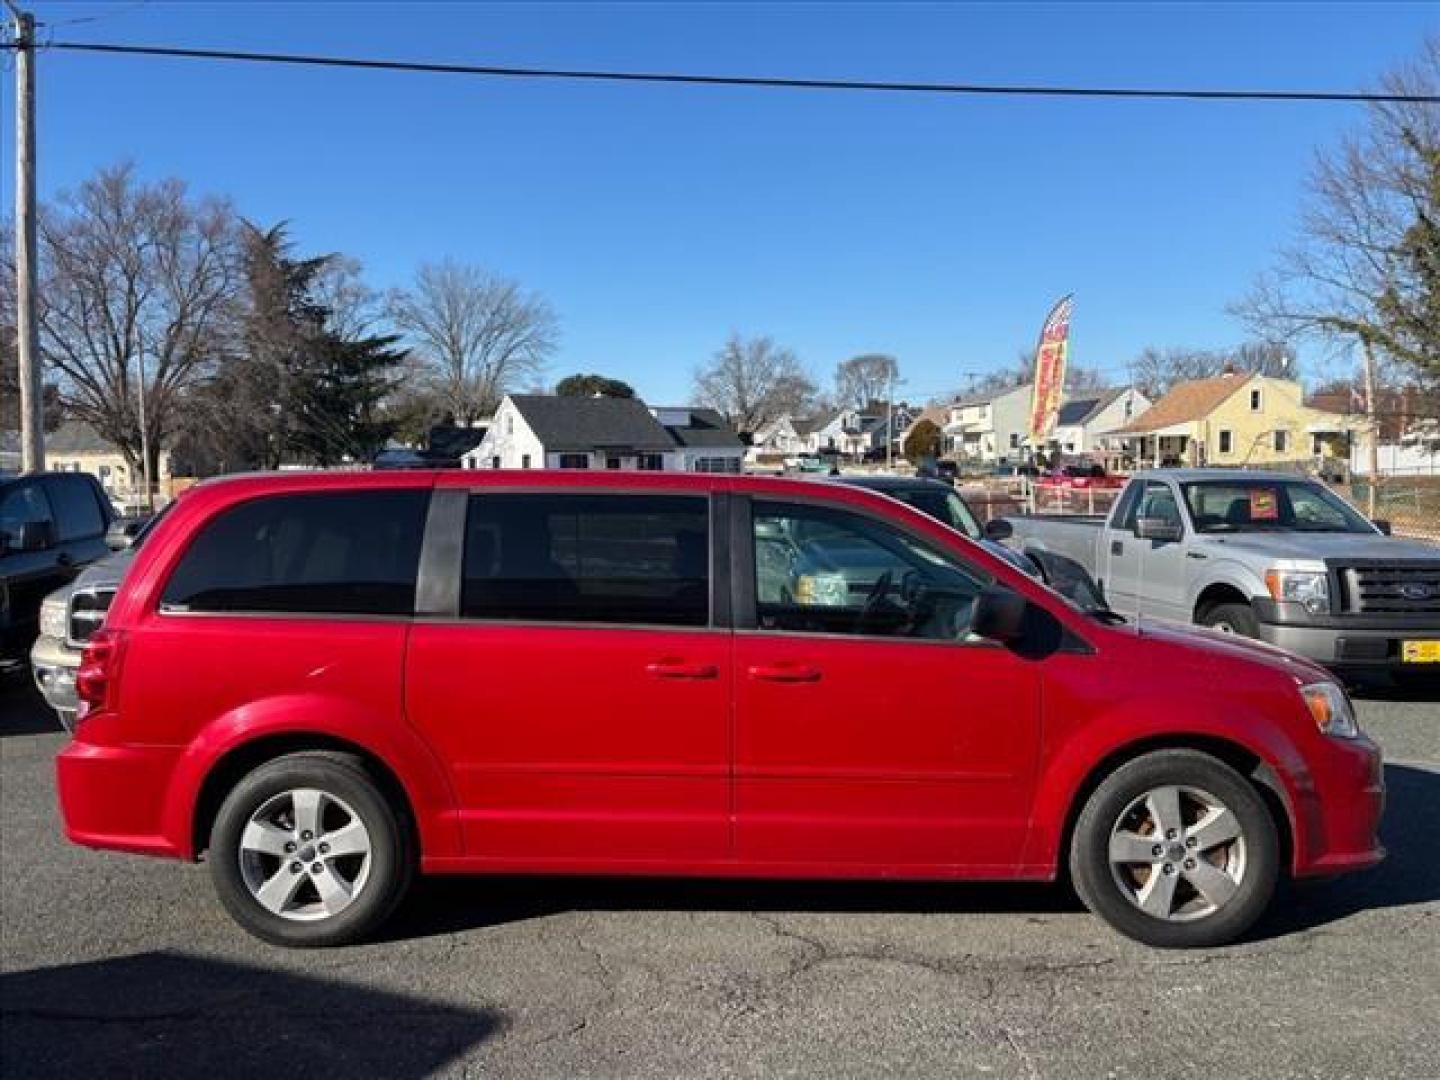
[1, 472, 115, 667]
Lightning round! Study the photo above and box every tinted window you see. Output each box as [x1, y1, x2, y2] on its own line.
[45, 475, 106, 541]
[0, 481, 53, 548]
[752, 501, 984, 640]
[463, 493, 709, 626]
[161, 490, 428, 615]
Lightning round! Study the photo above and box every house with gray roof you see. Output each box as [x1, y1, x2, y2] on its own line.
[1050, 387, 1150, 457]
[465, 395, 744, 472]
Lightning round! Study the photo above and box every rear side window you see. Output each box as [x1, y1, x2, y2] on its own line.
[45, 475, 106, 541]
[161, 490, 429, 615]
[462, 493, 709, 626]
[0, 481, 53, 547]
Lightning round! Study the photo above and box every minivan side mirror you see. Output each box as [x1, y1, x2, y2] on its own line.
[1373, 519, 1392, 536]
[1134, 517, 1182, 543]
[983, 518, 1014, 541]
[972, 585, 1028, 644]
[15, 519, 56, 552]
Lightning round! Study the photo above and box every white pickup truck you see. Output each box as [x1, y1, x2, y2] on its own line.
[997, 468, 1440, 682]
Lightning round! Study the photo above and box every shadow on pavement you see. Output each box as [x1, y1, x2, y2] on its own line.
[0, 951, 504, 1079]
[1346, 672, 1440, 703]
[1255, 762, 1440, 940]
[0, 675, 61, 737]
[383, 873, 1080, 944]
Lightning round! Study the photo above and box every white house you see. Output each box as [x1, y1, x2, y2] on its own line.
[1049, 388, 1151, 457]
[746, 416, 805, 465]
[942, 383, 1033, 464]
[465, 395, 744, 472]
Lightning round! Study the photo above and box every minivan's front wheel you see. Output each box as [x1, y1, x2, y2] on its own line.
[209, 752, 413, 947]
[1070, 750, 1278, 948]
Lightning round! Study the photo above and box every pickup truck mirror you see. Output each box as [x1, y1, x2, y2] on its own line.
[12, 519, 56, 553]
[983, 518, 1014, 541]
[1373, 519, 1392, 536]
[972, 585, 1027, 644]
[105, 517, 147, 551]
[1134, 517, 1182, 543]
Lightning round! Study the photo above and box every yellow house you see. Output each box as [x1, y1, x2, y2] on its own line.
[43, 421, 173, 506]
[1106, 371, 1353, 468]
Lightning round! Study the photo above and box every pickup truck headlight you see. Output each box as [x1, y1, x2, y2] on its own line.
[39, 595, 68, 642]
[1300, 681, 1359, 739]
[1265, 569, 1330, 615]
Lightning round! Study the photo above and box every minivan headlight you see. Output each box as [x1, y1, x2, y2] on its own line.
[1300, 681, 1359, 739]
[1265, 569, 1330, 615]
[39, 595, 68, 641]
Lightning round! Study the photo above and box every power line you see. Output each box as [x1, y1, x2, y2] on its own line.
[19, 39, 1440, 104]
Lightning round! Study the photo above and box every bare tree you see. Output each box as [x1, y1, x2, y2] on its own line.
[1, 164, 241, 484]
[1234, 39, 1440, 385]
[386, 261, 559, 422]
[834, 353, 899, 411]
[1128, 342, 1295, 398]
[692, 334, 818, 433]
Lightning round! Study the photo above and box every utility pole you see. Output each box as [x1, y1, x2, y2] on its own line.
[1360, 340, 1381, 520]
[7, 2, 44, 473]
[885, 363, 895, 472]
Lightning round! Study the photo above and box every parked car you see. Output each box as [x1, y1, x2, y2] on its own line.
[999, 469, 1440, 680]
[1035, 463, 1127, 490]
[30, 512, 157, 729]
[57, 470, 1382, 949]
[1, 472, 116, 671]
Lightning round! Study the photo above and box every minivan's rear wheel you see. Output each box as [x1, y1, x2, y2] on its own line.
[209, 752, 413, 947]
[1070, 750, 1278, 948]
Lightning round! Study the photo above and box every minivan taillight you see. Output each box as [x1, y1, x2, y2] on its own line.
[75, 628, 126, 720]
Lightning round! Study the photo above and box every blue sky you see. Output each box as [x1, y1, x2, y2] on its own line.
[4, 1, 1437, 404]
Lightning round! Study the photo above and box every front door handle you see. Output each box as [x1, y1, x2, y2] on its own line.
[645, 660, 719, 680]
[747, 663, 822, 684]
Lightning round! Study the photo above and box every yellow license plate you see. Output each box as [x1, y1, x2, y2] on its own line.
[1401, 640, 1440, 663]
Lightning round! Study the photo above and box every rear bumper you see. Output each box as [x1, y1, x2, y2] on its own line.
[55, 738, 185, 859]
[1291, 734, 1386, 879]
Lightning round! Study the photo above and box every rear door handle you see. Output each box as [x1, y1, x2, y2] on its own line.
[747, 663, 822, 684]
[1110, 540, 1124, 556]
[645, 660, 719, 680]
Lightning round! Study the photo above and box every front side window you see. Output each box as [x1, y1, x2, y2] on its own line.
[463, 493, 709, 626]
[751, 501, 985, 641]
[161, 490, 428, 615]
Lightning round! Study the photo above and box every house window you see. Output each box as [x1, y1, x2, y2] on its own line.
[1312, 435, 1324, 456]
[693, 457, 741, 474]
[639, 454, 665, 471]
[1009, 433, 1020, 449]
[506, 415, 514, 435]
[1273, 430, 1288, 454]
[1218, 430, 1233, 455]
[491, 456, 500, 469]
[606, 456, 623, 470]
[521, 454, 531, 469]
[1250, 389, 1262, 411]
[558, 454, 590, 470]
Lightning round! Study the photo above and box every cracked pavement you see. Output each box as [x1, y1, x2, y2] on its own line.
[3, 679, 1437, 1079]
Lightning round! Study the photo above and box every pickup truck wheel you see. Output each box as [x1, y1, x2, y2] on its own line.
[1199, 601, 1261, 639]
[1069, 749, 1278, 948]
[209, 752, 413, 948]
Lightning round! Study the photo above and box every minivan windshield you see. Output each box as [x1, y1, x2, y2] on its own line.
[1181, 479, 1374, 534]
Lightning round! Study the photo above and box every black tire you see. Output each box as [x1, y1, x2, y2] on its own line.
[208, 751, 414, 948]
[1199, 601, 1261, 639]
[1069, 749, 1279, 948]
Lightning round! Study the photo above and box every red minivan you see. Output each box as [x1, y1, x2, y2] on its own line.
[56, 470, 1384, 948]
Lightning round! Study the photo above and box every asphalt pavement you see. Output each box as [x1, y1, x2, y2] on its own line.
[2, 675, 1437, 1080]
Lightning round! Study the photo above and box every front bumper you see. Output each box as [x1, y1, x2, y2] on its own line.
[55, 737, 186, 858]
[1292, 733, 1386, 878]
[30, 632, 79, 725]
[1254, 599, 1440, 670]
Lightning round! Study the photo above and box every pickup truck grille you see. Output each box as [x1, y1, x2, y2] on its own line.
[1338, 565, 1440, 614]
[66, 587, 115, 647]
